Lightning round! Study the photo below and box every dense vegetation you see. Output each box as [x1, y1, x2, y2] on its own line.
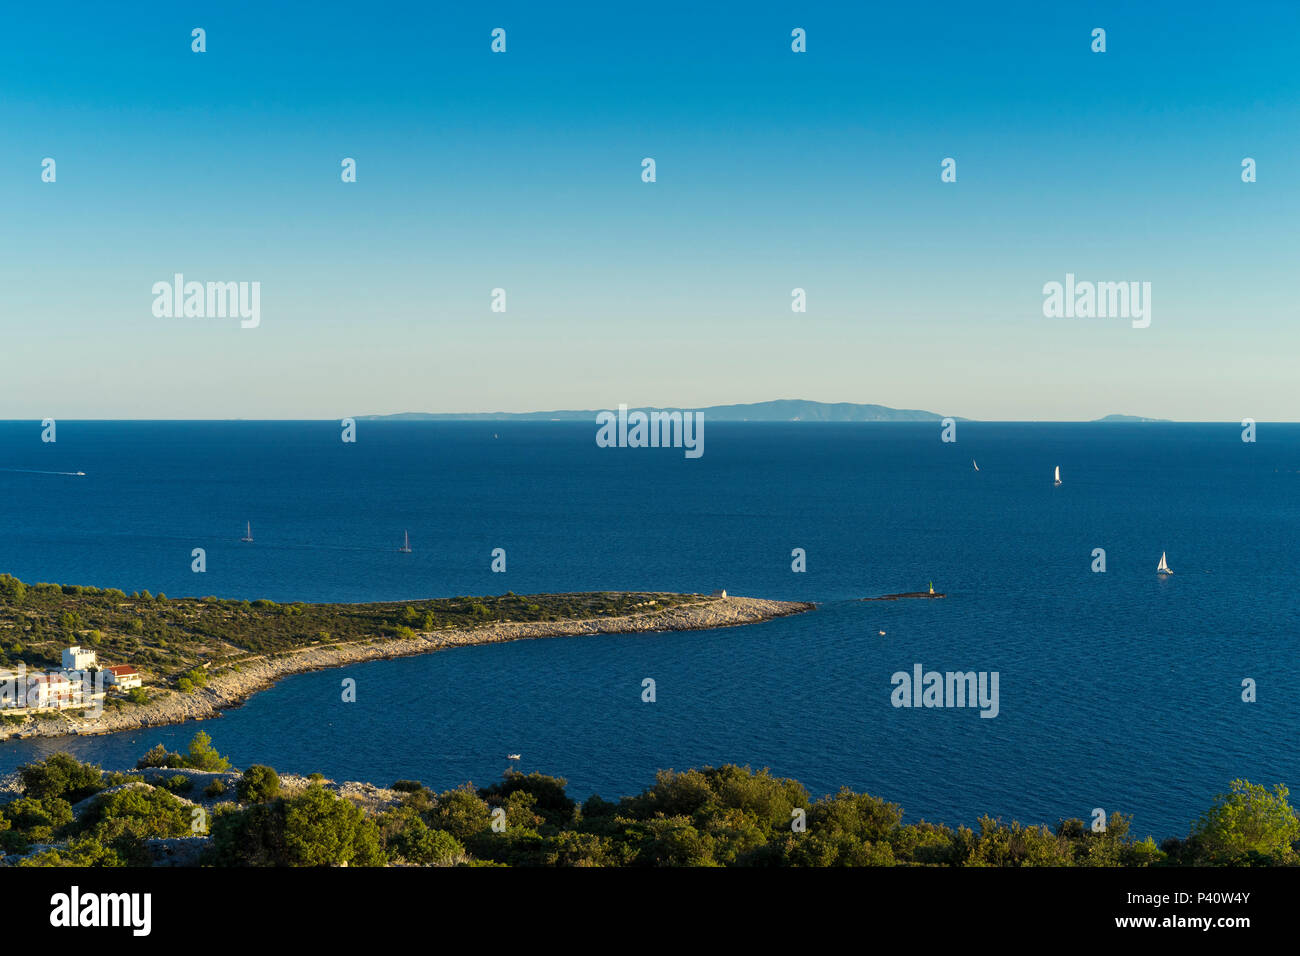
[2, 737, 1296, 867]
[0, 572, 695, 692]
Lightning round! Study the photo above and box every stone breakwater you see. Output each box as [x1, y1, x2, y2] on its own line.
[0, 594, 813, 741]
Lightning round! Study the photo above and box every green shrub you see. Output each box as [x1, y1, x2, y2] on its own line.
[136, 743, 183, 769]
[207, 785, 385, 867]
[0, 573, 27, 603]
[481, 771, 575, 828]
[18, 836, 128, 867]
[17, 753, 104, 803]
[0, 796, 74, 843]
[236, 765, 281, 803]
[428, 787, 492, 842]
[380, 806, 464, 865]
[162, 774, 193, 794]
[75, 785, 192, 842]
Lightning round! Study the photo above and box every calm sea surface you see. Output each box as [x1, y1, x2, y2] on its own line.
[0, 420, 1296, 838]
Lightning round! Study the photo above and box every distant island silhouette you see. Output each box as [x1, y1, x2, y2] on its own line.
[361, 400, 955, 422]
[357, 400, 1172, 423]
[1092, 413, 1173, 423]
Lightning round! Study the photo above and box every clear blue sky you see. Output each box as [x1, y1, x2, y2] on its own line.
[2, 1, 1297, 420]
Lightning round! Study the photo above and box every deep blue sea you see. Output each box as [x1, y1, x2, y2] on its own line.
[1, 420, 1297, 840]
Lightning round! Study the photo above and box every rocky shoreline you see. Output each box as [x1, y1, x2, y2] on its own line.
[0, 594, 813, 742]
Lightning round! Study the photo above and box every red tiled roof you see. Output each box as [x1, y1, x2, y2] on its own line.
[106, 665, 139, 675]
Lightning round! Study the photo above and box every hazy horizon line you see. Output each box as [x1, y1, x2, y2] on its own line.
[0, 398, 1288, 424]
[5, 417, 1295, 424]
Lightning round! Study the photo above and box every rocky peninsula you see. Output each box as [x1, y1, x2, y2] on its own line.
[0, 577, 812, 741]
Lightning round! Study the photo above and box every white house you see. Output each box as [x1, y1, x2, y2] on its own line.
[63, 646, 97, 671]
[0, 666, 105, 714]
[104, 665, 143, 690]
[0, 667, 23, 709]
[28, 673, 76, 710]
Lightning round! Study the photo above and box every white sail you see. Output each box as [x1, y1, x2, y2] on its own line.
[1054, 466, 1060, 482]
[1158, 551, 1169, 572]
[972, 460, 979, 471]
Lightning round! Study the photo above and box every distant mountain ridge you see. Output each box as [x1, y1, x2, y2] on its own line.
[357, 403, 1173, 423]
[360, 400, 954, 422]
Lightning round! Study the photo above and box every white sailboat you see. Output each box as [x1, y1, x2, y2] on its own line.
[1157, 551, 1173, 575]
[972, 460, 979, 471]
[240, 521, 253, 543]
[399, 530, 412, 553]
[1053, 465, 1061, 486]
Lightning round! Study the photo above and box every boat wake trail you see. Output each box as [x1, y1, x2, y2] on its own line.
[0, 467, 87, 477]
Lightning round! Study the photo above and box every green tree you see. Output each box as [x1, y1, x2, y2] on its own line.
[181, 731, 230, 771]
[428, 786, 492, 841]
[0, 573, 26, 604]
[136, 743, 183, 769]
[481, 771, 576, 828]
[236, 765, 281, 803]
[627, 815, 718, 866]
[206, 801, 286, 866]
[542, 830, 616, 867]
[207, 786, 385, 867]
[17, 753, 104, 802]
[379, 806, 464, 865]
[1, 796, 75, 843]
[74, 785, 192, 842]
[280, 785, 385, 866]
[1192, 779, 1300, 862]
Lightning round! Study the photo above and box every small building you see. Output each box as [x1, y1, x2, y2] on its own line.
[104, 665, 143, 690]
[29, 673, 76, 710]
[0, 668, 23, 709]
[63, 646, 97, 671]
[0, 667, 104, 714]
